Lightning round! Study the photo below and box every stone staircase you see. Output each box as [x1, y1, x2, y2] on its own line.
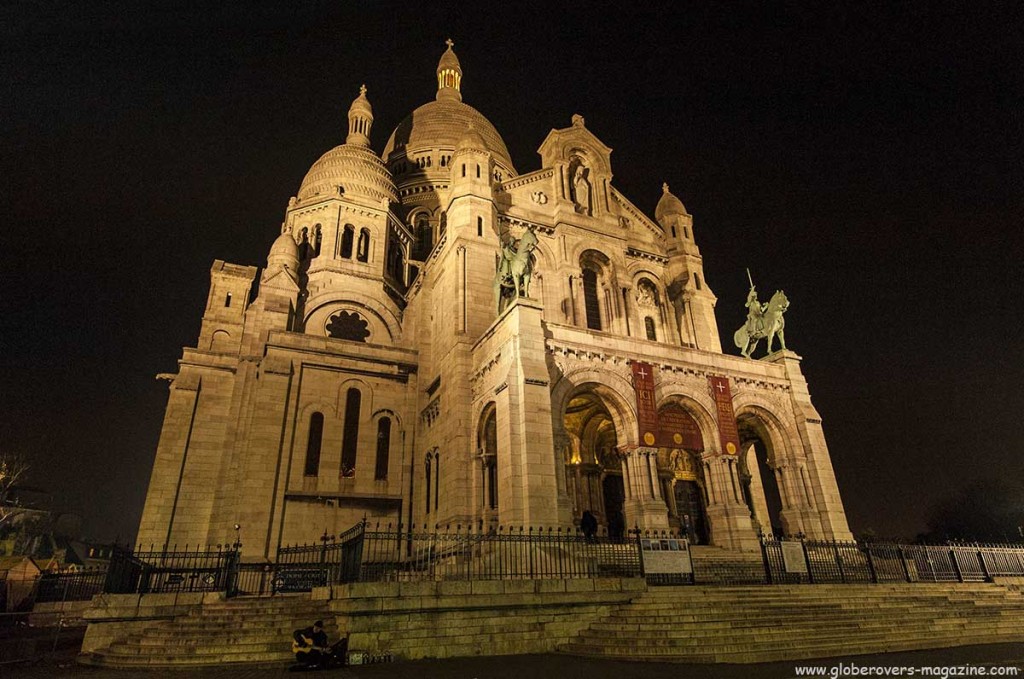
[560, 583, 1024, 663]
[80, 594, 334, 668]
[689, 546, 766, 584]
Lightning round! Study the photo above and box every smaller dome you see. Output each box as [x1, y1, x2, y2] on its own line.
[268, 231, 299, 269]
[438, 40, 462, 73]
[349, 84, 372, 117]
[655, 182, 688, 225]
[456, 126, 488, 153]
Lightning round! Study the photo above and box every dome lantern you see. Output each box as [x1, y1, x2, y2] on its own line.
[436, 38, 463, 103]
[346, 84, 374, 147]
[655, 182, 688, 228]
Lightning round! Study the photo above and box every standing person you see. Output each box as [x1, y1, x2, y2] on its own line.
[580, 510, 598, 542]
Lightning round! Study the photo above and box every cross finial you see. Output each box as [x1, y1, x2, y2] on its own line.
[445, 38, 454, 49]
[359, 83, 367, 96]
[662, 182, 670, 193]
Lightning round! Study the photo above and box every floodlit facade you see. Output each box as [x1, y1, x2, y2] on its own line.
[138, 43, 851, 558]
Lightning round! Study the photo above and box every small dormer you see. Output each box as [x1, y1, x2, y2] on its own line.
[537, 114, 613, 217]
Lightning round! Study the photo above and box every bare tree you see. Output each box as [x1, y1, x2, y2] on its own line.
[0, 452, 29, 530]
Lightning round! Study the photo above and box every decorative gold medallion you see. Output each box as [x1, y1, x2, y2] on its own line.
[726, 442, 737, 455]
[673, 433, 683, 445]
[643, 432, 656, 445]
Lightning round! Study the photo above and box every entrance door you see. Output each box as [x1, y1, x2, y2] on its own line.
[602, 475, 625, 541]
[674, 481, 708, 544]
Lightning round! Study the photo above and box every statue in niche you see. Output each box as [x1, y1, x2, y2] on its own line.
[494, 228, 538, 313]
[636, 280, 657, 308]
[572, 164, 592, 216]
[733, 285, 789, 359]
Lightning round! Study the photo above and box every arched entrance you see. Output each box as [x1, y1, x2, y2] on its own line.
[562, 391, 625, 537]
[656, 403, 710, 544]
[737, 413, 786, 537]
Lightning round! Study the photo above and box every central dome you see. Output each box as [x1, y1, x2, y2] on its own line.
[383, 99, 516, 172]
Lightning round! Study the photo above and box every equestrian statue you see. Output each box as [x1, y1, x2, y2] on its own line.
[733, 270, 789, 359]
[494, 228, 538, 314]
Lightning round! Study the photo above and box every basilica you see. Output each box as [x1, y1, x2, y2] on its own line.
[137, 43, 851, 558]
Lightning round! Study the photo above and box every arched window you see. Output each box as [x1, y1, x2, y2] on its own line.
[645, 316, 657, 341]
[671, 226, 677, 238]
[340, 389, 360, 477]
[480, 408, 498, 510]
[417, 216, 432, 259]
[693, 272, 702, 290]
[374, 417, 391, 480]
[387, 239, 404, 283]
[224, 292, 232, 308]
[434, 451, 441, 512]
[357, 229, 370, 263]
[476, 216, 483, 237]
[425, 454, 432, 514]
[340, 225, 354, 259]
[582, 268, 601, 331]
[476, 164, 480, 178]
[312, 224, 322, 257]
[304, 412, 324, 477]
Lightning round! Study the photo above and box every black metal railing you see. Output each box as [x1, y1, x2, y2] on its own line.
[759, 538, 1024, 585]
[72, 530, 1024, 600]
[34, 568, 108, 603]
[103, 544, 240, 595]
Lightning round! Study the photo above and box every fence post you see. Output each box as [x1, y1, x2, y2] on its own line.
[833, 540, 846, 583]
[865, 543, 878, 583]
[978, 546, 991, 582]
[759, 537, 773, 585]
[801, 539, 814, 584]
[898, 546, 911, 582]
[950, 544, 964, 582]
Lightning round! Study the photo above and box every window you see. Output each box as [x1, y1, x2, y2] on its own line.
[434, 451, 440, 512]
[374, 418, 391, 480]
[304, 412, 324, 477]
[341, 225, 354, 259]
[462, 164, 466, 177]
[340, 389, 360, 476]
[671, 226, 677, 238]
[425, 455, 432, 514]
[693, 272, 702, 290]
[477, 216, 483, 237]
[476, 164, 480, 178]
[645, 316, 657, 341]
[357, 229, 370, 262]
[312, 224, 322, 256]
[224, 292, 232, 308]
[582, 268, 602, 331]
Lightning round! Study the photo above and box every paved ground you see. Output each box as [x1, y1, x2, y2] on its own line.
[3, 644, 1024, 679]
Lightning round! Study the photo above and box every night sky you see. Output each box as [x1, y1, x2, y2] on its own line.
[2, 2, 1021, 544]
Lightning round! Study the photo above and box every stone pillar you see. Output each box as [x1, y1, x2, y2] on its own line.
[768, 350, 853, 540]
[618, 446, 669, 530]
[491, 298, 573, 527]
[701, 453, 760, 552]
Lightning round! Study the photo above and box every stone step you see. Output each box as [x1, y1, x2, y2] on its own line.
[561, 629, 1024, 661]
[576, 618, 1023, 643]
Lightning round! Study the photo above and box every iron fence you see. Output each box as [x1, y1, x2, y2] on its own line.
[104, 544, 239, 595]
[34, 568, 107, 603]
[760, 538, 1024, 585]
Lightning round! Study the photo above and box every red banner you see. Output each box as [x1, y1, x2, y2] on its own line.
[656, 405, 704, 450]
[631, 362, 659, 446]
[708, 375, 741, 455]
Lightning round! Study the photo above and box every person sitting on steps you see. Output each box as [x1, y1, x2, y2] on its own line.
[291, 620, 349, 670]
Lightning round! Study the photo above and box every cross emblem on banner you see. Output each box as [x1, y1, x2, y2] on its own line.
[715, 381, 726, 393]
[637, 367, 649, 380]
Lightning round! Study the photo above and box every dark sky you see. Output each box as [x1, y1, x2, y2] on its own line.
[2, 1, 1022, 544]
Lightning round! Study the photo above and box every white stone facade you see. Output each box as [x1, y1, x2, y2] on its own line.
[138, 44, 852, 558]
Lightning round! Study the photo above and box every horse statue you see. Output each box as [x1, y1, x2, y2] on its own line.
[494, 229, 538, 313]
[733, 289, 789, 358]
